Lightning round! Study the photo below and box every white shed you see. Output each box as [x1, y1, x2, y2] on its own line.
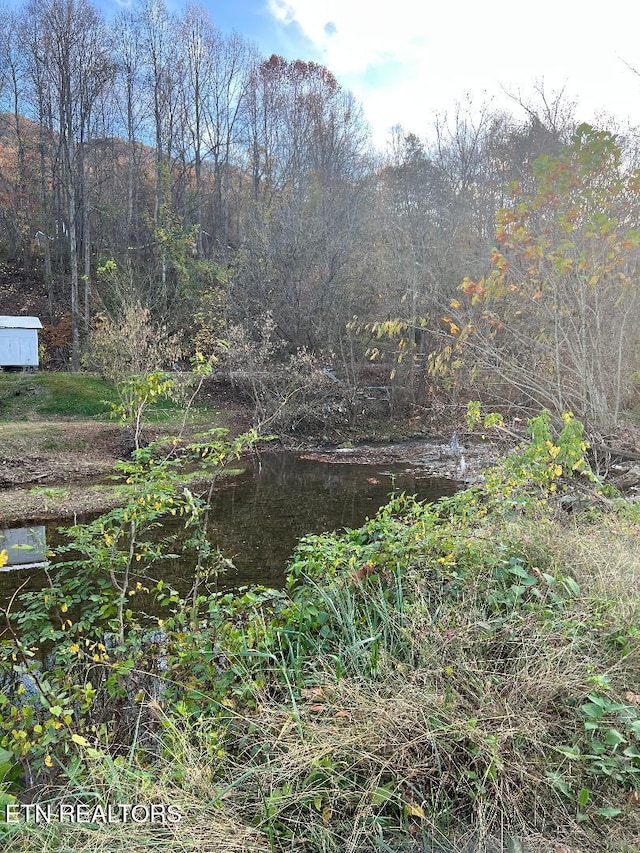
[0, 316, 42, 368]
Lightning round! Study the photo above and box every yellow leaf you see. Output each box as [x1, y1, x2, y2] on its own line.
[0, 549, 8, 568]
[71, 734, 89, 747]
[44, 754, 53, 768]
[404, 802, 425, 819]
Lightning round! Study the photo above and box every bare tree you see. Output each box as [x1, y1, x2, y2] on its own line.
[24, 0, 113, 368]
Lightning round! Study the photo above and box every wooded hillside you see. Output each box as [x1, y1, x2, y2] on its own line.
[0, 0, 638, 426]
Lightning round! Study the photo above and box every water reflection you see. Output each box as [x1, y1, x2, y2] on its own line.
[0, 451, 457, 603]
[199, 452, 457, 588]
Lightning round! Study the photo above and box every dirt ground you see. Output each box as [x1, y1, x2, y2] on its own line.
[0, 398, 253, 523]
[0, 421, 120, 485]
[0, 420, 120, 522]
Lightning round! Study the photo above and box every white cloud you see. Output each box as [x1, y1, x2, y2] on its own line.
[266, 0, 640, 147]
[268, 0, 429, 74]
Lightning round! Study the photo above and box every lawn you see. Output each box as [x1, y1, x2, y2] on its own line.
[0, 372, 117, 418]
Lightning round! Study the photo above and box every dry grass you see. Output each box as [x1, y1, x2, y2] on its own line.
[4, 506, 639, 853]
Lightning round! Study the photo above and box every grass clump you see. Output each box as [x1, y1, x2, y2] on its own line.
[1, 409, 638, 852]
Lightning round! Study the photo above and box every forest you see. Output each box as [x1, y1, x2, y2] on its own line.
[0, 0, 638, 428]
[1, 2, 640, 853]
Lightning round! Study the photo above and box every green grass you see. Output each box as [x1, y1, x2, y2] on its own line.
[0, 372, 189, 421]
[0, 372, 117, 418]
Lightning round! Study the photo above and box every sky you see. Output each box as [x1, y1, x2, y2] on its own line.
[97, 0, 640, 147]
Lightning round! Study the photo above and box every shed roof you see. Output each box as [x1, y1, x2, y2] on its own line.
[0, 316, 43, 329]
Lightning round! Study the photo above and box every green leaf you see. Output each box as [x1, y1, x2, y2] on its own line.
[507, 565, 531, 579]
[552, 744, 581, 759]
[545, 772, 572, 798]
[595, 807, 622, 818]
[577, 787, 590, 808]
[604, 729, 625, 749]
[371, 785, 395, 805]
[562, 577, 580, 596]
[581, 701, 604, 720]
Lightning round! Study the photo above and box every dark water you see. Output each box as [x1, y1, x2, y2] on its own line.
[0, 450, 457, 605]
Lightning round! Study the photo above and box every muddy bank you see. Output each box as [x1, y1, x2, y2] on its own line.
[0, 421, 121, 487]
[0, 429, 493, 525]
[299, 436, 496, 482]
[0, 469, 247, 525]
[0, 481, 128, 525]
[0, 417, 251, 524]
[2, 406, 638, 525]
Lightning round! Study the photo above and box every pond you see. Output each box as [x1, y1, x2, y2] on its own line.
[0, 449, 458, 610]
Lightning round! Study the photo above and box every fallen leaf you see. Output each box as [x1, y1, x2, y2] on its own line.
[301, 687, 325, 700]
[404, 802, 425, 819]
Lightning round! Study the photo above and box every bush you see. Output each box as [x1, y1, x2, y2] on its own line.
[84, 301, 183, 384]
